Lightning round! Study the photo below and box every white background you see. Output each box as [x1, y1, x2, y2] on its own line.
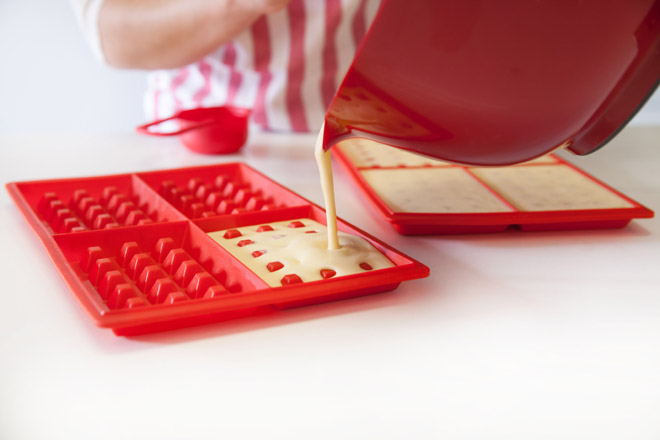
[1, 128, 659, 440]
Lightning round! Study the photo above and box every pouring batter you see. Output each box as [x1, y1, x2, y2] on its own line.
[314, 123, 341, 250]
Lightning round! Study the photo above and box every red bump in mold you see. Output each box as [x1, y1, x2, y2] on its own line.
[152, 237, 175, 263]
[188, 202, 205, 218]
[168, 187, 185, 203]
[85, 204, 104, 224]
[126, 253, 152, 280]
[98, 270, 124, 300]
[223, 182, 247, 198]
[267, 261, 284, 272]
[148, 279, 178, 304]
[245, 196, 264, 211]
[107, 193, 128, 212]
[137, 265, 166, 292]
[93, 213, 114, 230]
[117, 242, 140, 268]
[214, 174, 230, 190]
[63, 218, 82, 233]
[205, 191, 225, 210]
[53, 208, 74, 232]
[234, 188, 253, 204]
[281, 274, 303, 285]
[72, 189, 89, 205]
[37, 192, 58, 215]
[173, 260, 204, 287]
[218, 200, 237, 214]
[115, 201, 136, 223]
[159, 180, 175, 197]
[177, 194, 195, 212]
[223, 229, 241, 239]
[166, 291, 188, 304]
[80, 246, 104, 272]
[107, 284, 136, 309]
[102, 186, 118, 204]
[186, 272, 216, 299]
[44, 200, 65, 222]
[76, 196, 96, 216]
[89, 258, 115, 286]
[195, 184, 213, 201]
[162, 248, 189, 274]
[124, 297, 148, 309]
[320, 269, 336, 279]
[125, 210, 146, 226]
[187, 177, 203, 193]
[203, 285, 229, 299]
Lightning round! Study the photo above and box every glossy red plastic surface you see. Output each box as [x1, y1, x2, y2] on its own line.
[324, 0, 660, 165]
[6, 163, 428, 335]
[334, 149, 654, 235]
[137, 107, 250, 155]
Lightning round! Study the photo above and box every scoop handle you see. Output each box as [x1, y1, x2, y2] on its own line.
[136, 115, 216, 137]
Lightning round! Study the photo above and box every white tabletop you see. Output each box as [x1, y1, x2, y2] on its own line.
[1, 126, 659, 440]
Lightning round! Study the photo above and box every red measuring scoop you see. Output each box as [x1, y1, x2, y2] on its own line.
[324, 0, 660, 165]
[137, 106, 251, 154]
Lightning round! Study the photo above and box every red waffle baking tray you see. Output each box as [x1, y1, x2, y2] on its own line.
[333, 140, 654, 235]
[6, 163, 428, 335]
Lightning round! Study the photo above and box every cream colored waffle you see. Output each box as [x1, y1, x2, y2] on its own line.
[337, 138, 449, 168]
[470, 165, 635, 211]
[360, 167, 514, 213]
[338, 138, 559, 168]
[208, 218, 394, 287]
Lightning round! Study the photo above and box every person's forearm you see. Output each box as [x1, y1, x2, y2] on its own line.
[99, 0, 284, 69]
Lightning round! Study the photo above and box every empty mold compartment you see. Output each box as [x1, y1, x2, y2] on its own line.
[52, 220, 268, 334]
[8, 173, 184, 237]
[333, 139, 653, 234]
[136, 163, 310, 219]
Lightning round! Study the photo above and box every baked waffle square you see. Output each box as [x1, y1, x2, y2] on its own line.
[337, 139, 449, 168]
[360, 168, 514, 213]
[470, 165, 635, 211]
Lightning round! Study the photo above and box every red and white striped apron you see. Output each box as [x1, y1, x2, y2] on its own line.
[144, 0, 380, 133]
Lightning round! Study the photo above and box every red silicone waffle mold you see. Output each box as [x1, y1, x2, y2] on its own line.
[333, 146, 654, 235]
[7, 163, 428, 335]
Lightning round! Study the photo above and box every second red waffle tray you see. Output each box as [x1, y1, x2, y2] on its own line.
[333, 140, 654, 235]
[7, 163, 428, 335]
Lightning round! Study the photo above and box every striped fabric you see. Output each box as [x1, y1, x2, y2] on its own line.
[145, 0, 380, 133]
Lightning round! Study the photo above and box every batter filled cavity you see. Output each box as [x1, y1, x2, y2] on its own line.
[207, 219, 394, 287]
